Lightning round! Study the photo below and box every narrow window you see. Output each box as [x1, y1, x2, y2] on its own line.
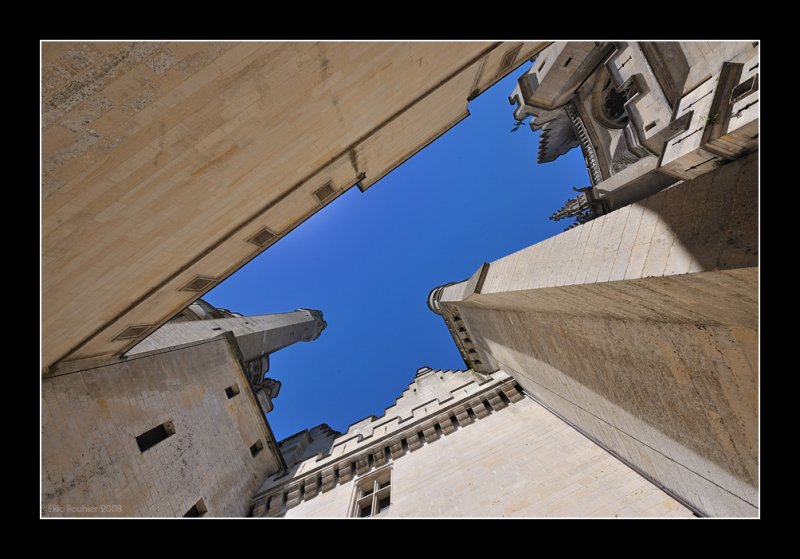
[225, 383, 240, 399]
[136, 421, 175, 453]
[250, 440, 264, 457]
[563, 57, 572, 67]
[183, 498, 207, 517]
[645, 121, 657, 132]
[377, 495, 391, 513]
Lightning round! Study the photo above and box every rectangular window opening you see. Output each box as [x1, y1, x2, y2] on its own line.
[563, 57, 572, 67]
[377, 495, 391, 513]
[645, 121, 657, 132]
[183, 498, 207, 517]
[250, 440, 264, 457]
[351, 467, 392, 518]
[538, 61, 546, 72]
[136, 421, 175, 453]
[225, 383, 240, 399]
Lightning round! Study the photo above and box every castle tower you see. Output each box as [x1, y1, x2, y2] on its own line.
[42, 301, 326, 517]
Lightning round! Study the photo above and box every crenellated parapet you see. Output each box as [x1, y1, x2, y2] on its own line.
[250, 368, 525, 517]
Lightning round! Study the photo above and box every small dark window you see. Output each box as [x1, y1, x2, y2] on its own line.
[183, 498, 207, 517]
[136, 421, 175, 453]
[645, 121, 657, 132]
[378, 496, 391, 512]
[225, 384, 240, 399]
[250, 440, 264, 457]
[359, 505, 371, 518]
[563, 57, 572, 67]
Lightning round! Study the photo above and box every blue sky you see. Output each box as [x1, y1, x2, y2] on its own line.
[206, 62, 588, 440]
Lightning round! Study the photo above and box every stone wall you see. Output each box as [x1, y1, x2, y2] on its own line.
[42, 336, 282, 517]
[282, 394, 693, 517]
[42, 41, 547, 370]
[434, 153, 758, 516]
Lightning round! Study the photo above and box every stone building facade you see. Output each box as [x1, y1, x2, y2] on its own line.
[509, 41, 758, 227]
[42, 301, 326, 517]
[252, 367, 693, 518]
[429, 41, 759, 517]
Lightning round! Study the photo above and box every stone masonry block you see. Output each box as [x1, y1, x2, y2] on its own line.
[267, 493, 284, 516]
[407, 432, 422, 451]
[487, 392, 507, 411]
[338, 463, 354, 483]
[422, 424, 440, 443]
[389, 441, 405, 460]
[502, 383, 525, 403]
[355, 455, 370, 475]
[285, 485, 302, 509]
[469, 398, 490, 419]
[437, 413, 456, 435]
[303, 476, 319, 500]
[374, 448, 388, 467]
[453, 405, 473, 427]
[320, 467, 336, 492]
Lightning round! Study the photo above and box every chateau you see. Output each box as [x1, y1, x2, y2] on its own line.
[41, 41, 758, 517]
